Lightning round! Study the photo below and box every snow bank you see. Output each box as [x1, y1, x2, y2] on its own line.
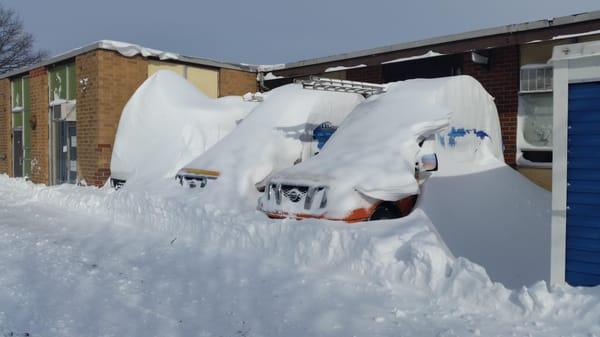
[181, 84, 363, 206]
[1, 175, 599, 337]
[110, 70, 258, 184]
[419, 162, 551, 288]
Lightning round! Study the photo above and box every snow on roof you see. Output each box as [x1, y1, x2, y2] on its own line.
[98, 40, 180, 61]
[552, 29, 600, 40]
[324, 64, 367, 72]
[0, 40, 254, 80]
[381, 50, 445, 64]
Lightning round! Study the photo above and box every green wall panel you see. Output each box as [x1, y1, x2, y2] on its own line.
[67, 63, 76, 100]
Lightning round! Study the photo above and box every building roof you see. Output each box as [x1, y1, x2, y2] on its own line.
[262, 10, 600, 75]
[2, 10, 600, 80]
[0, 40, 256, 80]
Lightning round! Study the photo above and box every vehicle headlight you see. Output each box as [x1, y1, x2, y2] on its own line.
[275, 184, 282, 205]
[319, 187, 328, 209]
[304, 187, 316, 210]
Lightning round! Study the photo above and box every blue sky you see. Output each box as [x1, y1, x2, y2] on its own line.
[5, 0, 599, 64]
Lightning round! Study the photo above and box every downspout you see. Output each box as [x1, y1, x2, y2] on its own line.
[257, 71, 270, 92]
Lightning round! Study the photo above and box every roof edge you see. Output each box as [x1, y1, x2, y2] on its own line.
[0, 40, 257, 80]
[266, 10, 600, 71]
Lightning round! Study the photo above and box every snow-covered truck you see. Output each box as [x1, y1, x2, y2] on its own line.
[258, 75, 504, 221]
[175, 83, 364, 205]
[109, 70, 259, 187]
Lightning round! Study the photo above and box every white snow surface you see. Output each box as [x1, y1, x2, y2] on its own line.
[110, 70, 257, 183]
[381, 50, 445, 64]
[181, 84, 364, 206]
[99, 40, 180, 61]
[265, 76, 548, 287]
[0, 175, 599, 337]
[324, 64, 367, 72]
[269, 76, 503, 218]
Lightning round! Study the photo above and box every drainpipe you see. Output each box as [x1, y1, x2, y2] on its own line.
[257, 71, 270, 92]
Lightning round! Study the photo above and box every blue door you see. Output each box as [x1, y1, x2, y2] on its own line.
[566, 81, 600, 286]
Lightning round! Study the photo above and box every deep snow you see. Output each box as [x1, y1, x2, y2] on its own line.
[110, 70, 257, 183]
[0, 175, 599, 337]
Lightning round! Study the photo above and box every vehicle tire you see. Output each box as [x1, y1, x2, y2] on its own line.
[369, 202, 403, 221]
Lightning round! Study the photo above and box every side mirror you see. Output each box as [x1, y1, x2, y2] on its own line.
[419, 153, 438, 172]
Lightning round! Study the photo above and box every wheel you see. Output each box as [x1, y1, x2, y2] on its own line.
[369, 202, 403, 221]
[368, 196, 418, 221]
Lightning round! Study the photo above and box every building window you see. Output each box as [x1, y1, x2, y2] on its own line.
[517, 64, 553, 167]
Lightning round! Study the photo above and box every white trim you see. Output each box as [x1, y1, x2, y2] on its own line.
[550, 39, 600, 285]
[550, 58, 569, 285]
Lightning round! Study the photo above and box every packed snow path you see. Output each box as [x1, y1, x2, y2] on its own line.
[0, 176, 599, 337]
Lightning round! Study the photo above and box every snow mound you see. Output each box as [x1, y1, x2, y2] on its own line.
[0, 175, 599, 336]
[110, 70, 258, 184]
[182, 84, 363, 206]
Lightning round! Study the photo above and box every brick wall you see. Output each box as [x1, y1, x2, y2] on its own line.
[29, 67, 49, 184]
[0, 79, 10, 175]
[346, 66, 384, 83]
[219, 69, 257, 96]
[462, 46, 519, 165]
[76, 50, 148, 186]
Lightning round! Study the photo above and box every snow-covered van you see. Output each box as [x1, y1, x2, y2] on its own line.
[109, 70, 258, 187]
[176, 84, 364, 205]
[258, 75, 503, 221]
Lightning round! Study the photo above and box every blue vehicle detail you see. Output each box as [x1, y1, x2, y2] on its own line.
[313, 122, 337, 150]
[445, 127, 490, 147]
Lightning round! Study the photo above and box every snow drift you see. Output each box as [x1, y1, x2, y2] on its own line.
[262, 76, 503, 219]
[0, 175, 597, 337]
[110, 70, 258, 184]
[260, 76, 549, 287]
[180, 84, 363, 206]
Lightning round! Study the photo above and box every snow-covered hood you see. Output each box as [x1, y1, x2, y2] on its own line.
[180, 84, 364, 206]
[110, 70, 258, 184]
[265, 76, 503, 219]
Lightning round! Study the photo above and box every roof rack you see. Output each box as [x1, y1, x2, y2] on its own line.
[297, 76, 386, 97]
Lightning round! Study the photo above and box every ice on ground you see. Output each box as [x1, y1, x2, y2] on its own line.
[0, 175, 598, 337]
[110, 70, 258, 184]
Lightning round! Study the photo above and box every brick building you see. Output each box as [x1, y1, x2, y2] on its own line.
[1, 12, 600, 188]
[0, 41, 257, 186]
[259, 11, 600, 191]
